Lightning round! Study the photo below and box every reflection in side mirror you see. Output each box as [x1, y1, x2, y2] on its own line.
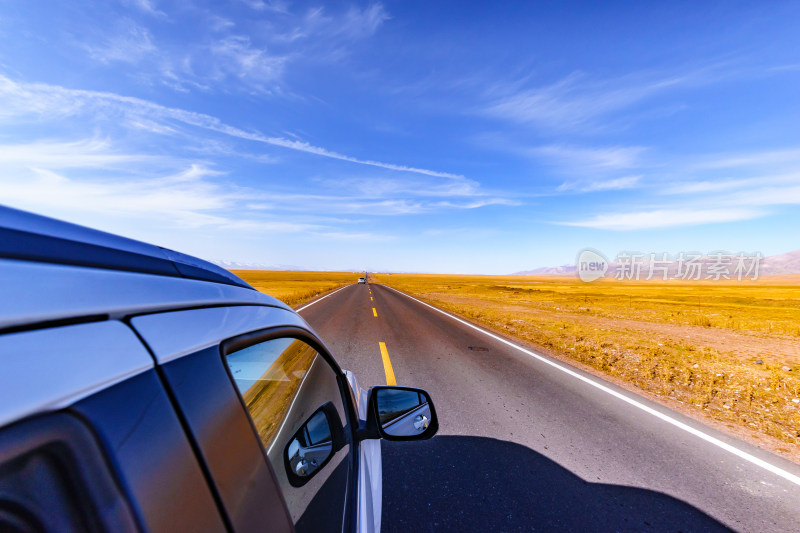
[284, 403, 342, 486]
[287, 411, 332, 478]
[371, 386, 438, 441]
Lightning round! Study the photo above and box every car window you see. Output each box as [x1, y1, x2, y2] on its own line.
[224, 336, 352, 533]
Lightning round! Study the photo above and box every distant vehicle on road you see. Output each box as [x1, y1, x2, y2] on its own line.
[0, 206, 438, 533]
[358, 277, 367, 283]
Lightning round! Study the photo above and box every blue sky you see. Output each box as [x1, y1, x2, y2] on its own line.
[1, 1, 799, 273]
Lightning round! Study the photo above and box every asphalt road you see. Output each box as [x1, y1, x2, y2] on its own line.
[300, 282, 800, 532]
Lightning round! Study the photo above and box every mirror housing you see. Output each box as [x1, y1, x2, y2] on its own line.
[365, 386, 438, 441]
[284, 402, 345, 487]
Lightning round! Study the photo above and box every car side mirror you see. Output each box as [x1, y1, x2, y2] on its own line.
[367, 386, 438, 441]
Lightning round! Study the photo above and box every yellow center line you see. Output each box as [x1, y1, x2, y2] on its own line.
[370, 296, 373, 301]
[372, 307, 378, 317]
[379, 342, 396, 386]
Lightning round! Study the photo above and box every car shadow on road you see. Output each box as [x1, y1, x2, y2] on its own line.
[381, 436, 732, 532]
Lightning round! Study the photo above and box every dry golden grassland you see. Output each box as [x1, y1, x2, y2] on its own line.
[372, 273, 800, 448]
[233, 270, 358, 307]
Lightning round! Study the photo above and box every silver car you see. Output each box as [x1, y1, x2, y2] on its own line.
[0, 206, 438, 533]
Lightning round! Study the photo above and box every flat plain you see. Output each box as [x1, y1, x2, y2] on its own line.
[232, 270, 357, 308]
[372, 273, 800, 450]
[233, 268, 800, 453]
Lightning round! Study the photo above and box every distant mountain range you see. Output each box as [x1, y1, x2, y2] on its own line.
[513, 249, 800, 277]
[213, 260, 367, 272]
[213, 260, 306, 271]
[762, 249, 800, 275]
[514, 265, 578, 276]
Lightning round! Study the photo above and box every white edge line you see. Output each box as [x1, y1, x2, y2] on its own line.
[382, 284, 800, 487]
[296, 284, 354, 312]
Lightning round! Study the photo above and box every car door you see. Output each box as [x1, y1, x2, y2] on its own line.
[131, 305, 356, 533]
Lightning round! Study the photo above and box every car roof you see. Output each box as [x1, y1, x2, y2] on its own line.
[0, 205, 250, 289]
[0, 205, 291, 331]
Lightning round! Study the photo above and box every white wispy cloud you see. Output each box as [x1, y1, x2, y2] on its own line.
[145, 35, 288, 94]
[126, 117, 180, 135]
[123, 0, 166, 18]
[0, 75, 462, 178]
[0, 136, 314, 233]
[475, 132, 650, 186]
[262, 137, 463, 178]
[304, 175, 518, 214]
[0, 138, 159, 168]
[555, 144, 800, 229]
[338, 4, 390, 39]
[532, 144, 646, 172]
[655, 148, 800, 204]
[239, 0, 289, 13]
[692, 148, 800, 170]
[0, 137, 505, 238]
[525, 144, 647, 193]
[3, 164, 231, 225]
[243, 194, 507, 216]
[483, 70, 689, 130]
[480, 62, 735, 133]
[0, 161, 329, 233]
[421, 227, 500, 238]
[559, 207, 764, 231]
[208, 16, 235, 32]
[209, 35, 286, 87]
[276, 4, 389, 44]
[76, 2, 388, 94]
[721, 184, 800, 207]
[312, 230, 392, 241]
[659, 172, 800, 195]
[557, 175, 641, 193]
[314, 176, 481, 198]
[83, 19, 157, 64]
[768, 63, 800, 73]
[431, 198, 520, 209]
